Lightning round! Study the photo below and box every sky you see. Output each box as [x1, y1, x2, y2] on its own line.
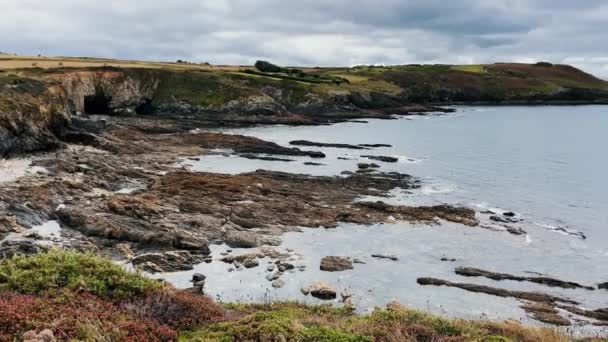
[2, 0, 608, 79]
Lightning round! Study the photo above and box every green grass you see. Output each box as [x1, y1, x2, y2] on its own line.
[0, 250, 161, 299]
[180, 302, 570, 342]
[451, 65, 487, 73]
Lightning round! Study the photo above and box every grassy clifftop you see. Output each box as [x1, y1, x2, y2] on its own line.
[0, 251, 588, 341]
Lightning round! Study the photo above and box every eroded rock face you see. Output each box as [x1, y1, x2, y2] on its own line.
[320, 256, 354, 272]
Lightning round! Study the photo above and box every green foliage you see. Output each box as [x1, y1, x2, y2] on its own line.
[152, 70, 246, 107]
[255, 60, 283, 73]
[0, 250, 161, 299]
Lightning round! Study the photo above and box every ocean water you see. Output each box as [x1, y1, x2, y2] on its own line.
[170, 106, 608, 332]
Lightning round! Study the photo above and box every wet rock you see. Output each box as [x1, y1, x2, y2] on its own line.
[272, 279, 285, 288]
[277, 262, 295, 272]
[239, 154, 294, 162]
[224, 231, 258, 248]
[490, 215, 521, 224]
[304, 162, 324, 166]
[132, 251, 199, 273]
[372, 254, 399, 261]
[266, 272, 281, 281]
[417, 277, 579, 305]
[242, 258, 260, 269]
[556, 305, 608, 322]
[267, 264, 276, 272]
[359, 144, 392, 148]
[441, 257, 457, 262]
[506, 227, 527, 235]
[503, 211, 517, 217]
[290, 140, 368, 150]
[320, 256, 354, 272]
[362, 155, 399, 163]
[455, 267, 595, 290]
[0, 239, 47, 259]
[192, 273, 206, 283]
[599, 282, 608, 290]
[221, 253, 260, 264]
[302, 282, 337, 300]
[357, 163, 380, 170]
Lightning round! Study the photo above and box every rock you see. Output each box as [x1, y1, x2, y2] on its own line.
[304, 162, 324, 166]
[174, 234, 210, 254]
[320, 256, 354, 272]
[242, 258, 260, 269]
[440, 257, 456, 262]
[455, 267, 595, 290]
[506, 227, 526, 235]
[357, 163, 380, 170]
[224, 231, 258, 248]
[290, 140, 368, 150]
[490, 215, 520, 224]
[277, 262, 295, 272]
[416, 277, 579, 305]
[302, 282, 337, 300]
[132, 251, 199, 273]
[23, 329, 56, 342]
[503, 211, 516, 217]
[362, 155, 399, 163]
[258, 235, 282, 246]
[272, 279, 285, 288]
[0, 239, 47, 259]
[267, 264, 276, 272]
[192, 273, 206, 282]
[359, 144, 392, 148]
[599, 282, 608, 290]
[371, 254, 398, 261]
[239, 154, 294, 162]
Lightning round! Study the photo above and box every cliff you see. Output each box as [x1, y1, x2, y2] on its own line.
[1, 62, 607, 156]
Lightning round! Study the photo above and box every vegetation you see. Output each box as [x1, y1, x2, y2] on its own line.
[182, 302, 576, 342]
[0, 250, 602, 341]
[0, 250, 160, 299]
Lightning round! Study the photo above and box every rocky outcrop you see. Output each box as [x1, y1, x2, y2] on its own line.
[302, 282, 337, 300]
[455, 267, 595, 290]
[320, 256, 354, 272]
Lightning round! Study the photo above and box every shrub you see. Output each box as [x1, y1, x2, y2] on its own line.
[535, 61, 553, 67]
[0, 250, 162, 299]
[123, 289, 225, 329]
[255, 60, 283, 73]
[0, 291, 177, 341]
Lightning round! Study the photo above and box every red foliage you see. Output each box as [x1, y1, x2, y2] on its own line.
[0, 291, 177, 341]
[122, 289, 226, 330]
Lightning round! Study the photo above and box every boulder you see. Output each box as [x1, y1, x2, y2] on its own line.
[301, 282, 337, 300]
[224, 231, 258, 248]
[320, 256, 354, 272]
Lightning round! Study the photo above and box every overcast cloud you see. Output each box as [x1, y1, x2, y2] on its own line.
[2, 0, 607, 78]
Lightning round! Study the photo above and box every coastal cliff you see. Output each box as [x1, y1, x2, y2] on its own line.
[1, 62, 608, 156]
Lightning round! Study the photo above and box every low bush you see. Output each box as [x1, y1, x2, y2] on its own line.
[123, 288, 226, 329]
[0, 250, 162, 299]
[0, 291, 177, 341]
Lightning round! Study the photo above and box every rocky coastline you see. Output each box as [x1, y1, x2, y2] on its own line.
[1, 65, 608, 332]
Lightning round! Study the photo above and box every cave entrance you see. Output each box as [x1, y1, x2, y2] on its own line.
[84, 93, 112, 115]
[135, 98, 153, 115]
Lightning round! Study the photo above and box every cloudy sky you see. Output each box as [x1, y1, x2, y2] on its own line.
[2, 0, 608, 78]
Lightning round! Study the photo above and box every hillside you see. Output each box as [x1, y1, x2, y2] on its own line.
[1, 56, 608, 157]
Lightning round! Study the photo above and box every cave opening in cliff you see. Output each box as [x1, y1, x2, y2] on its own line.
[84, 93, 112, 115]
[135, 98, 153, 115]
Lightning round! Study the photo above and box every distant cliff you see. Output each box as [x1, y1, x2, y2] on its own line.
[1, 62, 608, 156]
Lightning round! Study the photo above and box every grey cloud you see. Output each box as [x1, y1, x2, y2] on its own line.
[1, 0, 607, 78]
